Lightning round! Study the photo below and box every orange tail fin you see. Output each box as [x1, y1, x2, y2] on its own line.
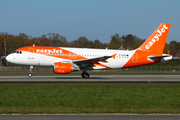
[138, 23, 171, 55]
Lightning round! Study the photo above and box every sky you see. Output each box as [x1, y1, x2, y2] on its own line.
[0, 0, 180, 43]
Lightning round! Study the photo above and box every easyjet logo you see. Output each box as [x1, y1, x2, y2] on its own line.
[145, 25, 168, 49]
[36, 49, 63, 54]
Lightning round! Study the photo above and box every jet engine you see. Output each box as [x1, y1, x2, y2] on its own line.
[53, 62, 79, 74]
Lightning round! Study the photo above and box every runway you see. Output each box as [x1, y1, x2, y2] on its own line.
[0, 75, 180, 83]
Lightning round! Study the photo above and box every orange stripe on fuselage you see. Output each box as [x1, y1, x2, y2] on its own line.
[85, 61, 112, 69]
[94, 63, 112, 69]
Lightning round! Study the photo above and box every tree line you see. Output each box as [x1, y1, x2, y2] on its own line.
[0, 32, 180, 57]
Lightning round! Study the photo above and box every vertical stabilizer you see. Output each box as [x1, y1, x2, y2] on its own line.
[138, 23, 171, 55]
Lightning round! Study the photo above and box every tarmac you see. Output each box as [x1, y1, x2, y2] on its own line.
[0, 75, 180, 83]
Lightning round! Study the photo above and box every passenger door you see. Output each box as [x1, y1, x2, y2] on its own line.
[28, 48, 34, 59]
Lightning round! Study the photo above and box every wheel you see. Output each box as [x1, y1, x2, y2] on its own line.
[28, 73, 32, 77]
[81, 73, 89, 78]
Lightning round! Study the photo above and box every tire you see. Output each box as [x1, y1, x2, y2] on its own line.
[28, 73, 32, 77]
[81, 73, 89, 78]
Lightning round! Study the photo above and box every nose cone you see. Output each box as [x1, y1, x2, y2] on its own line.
[6, 54, 13, 63]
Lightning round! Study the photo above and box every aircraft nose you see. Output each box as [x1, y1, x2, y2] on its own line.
[6, 54, 13, 63]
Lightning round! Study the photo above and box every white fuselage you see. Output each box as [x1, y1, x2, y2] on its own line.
[6, 47, 136, 70]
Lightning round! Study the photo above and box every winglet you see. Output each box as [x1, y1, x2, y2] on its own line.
[111, 53, 117, 59]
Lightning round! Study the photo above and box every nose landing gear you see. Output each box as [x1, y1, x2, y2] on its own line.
[28, 66, 33, 77]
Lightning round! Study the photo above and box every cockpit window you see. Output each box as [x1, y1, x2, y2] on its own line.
[13, 51, 22, 54]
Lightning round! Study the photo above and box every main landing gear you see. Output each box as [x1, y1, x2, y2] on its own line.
[81, 72, 89, 78]
[28, 66, 33, 77]
[81, 69, 89, 78]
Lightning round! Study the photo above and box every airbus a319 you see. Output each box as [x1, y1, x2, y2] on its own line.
[6, 23, 172, 78]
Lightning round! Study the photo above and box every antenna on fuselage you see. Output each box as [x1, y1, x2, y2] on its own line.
[33, 44, 35, 47]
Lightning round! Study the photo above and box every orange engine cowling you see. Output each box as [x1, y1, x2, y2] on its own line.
[53, 62, 79, 74]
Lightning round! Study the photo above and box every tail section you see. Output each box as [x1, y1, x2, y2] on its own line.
[138, 23, 171, 55]
[122, 23, 171, 69]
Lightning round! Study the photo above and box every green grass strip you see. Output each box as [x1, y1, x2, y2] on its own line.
[0, 83, 180, 114]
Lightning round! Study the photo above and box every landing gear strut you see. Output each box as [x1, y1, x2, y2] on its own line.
[28, 66, 33, 77]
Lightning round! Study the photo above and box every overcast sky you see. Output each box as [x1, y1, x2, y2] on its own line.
[0, 0, 179, 43]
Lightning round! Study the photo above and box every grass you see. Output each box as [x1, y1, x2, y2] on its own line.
[0, 83, 180, 114]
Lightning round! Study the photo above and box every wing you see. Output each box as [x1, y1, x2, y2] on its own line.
[73, 53, 117, 68]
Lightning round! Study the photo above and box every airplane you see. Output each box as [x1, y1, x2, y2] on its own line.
[6, 23, 172, 78]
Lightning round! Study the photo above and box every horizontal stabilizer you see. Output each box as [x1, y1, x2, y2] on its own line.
[148, 54, 172, 61]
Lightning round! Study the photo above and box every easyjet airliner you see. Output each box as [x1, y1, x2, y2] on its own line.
[6, 23, 172, 78]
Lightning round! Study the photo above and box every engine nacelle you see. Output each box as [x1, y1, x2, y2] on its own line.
[53, 62, 79, 74]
